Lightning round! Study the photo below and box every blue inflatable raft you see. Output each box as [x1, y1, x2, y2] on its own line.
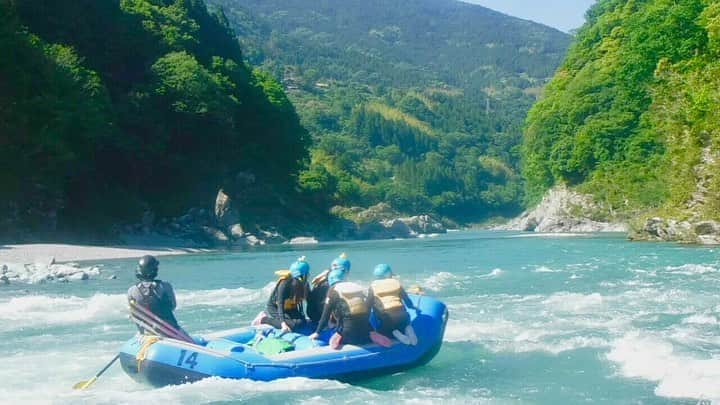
[119, 294, 448, 386]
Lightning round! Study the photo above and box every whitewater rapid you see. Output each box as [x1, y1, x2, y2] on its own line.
[1, 233, 718, 403]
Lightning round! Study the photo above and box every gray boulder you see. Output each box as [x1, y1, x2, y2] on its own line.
[694, 220, 720, 245]
[229, 223, 246, 240]
[381, 219, 413, 238]
[202, 226, 229, 244]
[398, 215, 446, 234]
[259, 230, 287, 245]
[357, 222, 393, 240]
[694, 220, 720, 235]
[233, 234, 266, 247]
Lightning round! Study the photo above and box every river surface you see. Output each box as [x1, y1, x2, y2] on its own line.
[1, 231, 719, 404]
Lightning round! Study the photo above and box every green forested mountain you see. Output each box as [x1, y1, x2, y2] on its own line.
[523, 0, 720, 224]
[209, 0, 571, 221]
[0, 0, 308, 239]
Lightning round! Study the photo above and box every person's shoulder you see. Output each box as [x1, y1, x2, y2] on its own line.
[127, 283, 139, 295]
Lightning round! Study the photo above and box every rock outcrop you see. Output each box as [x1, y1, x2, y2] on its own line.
[500, 185, 627, 233]
[0, 259, 101, 284]
[630, 218, 720, 245]
[214, 189, 240, 230]
[119, 194, 450, 248]
[630, 146, 720, 245]
[330, 204, 448, 240]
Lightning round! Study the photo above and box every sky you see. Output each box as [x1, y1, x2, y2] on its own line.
[463, 0, 597, 33]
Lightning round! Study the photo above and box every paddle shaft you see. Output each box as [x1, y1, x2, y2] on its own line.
[130, 310, 187, 341]
[96, 353, 120, 376]
[130, 301, 193, 342]
[75, 354, 119, 390]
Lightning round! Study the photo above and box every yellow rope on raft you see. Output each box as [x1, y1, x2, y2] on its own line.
[136, 335, 161, 371]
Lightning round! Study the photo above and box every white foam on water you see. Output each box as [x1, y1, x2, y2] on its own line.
[533, 266, 561, 273]
[444, 318, 610, 354]
[542, 292, 604, 312]
[606, 288, 701, 316]
[508, 233, 589, 238]
[423, 272, 464, 291]
[682, 314, 719, 325]
[59, 376, 349, 404]
[0, 294, 126, 331]
[444, 318, 519, 343]
[478, 268, 504, 278]
[0, 284, 273, 332]
[606, 332, 720, 402]
[0, 342, 140, 404]
[176, 283, 274, 307]
[665, 264, 718, 275]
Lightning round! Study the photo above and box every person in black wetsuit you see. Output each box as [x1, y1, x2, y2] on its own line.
[307, 253, 351, 323]
[256, 258, 310, 332]
[127, 255, 180, 332]
[367, 263, 417, 345]
[309, 269, 370, 347]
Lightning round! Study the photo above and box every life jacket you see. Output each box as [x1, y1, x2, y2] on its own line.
[132, 280, 178, 327]
[307, 270, 330, 322]
[273, 270, 300, 311]
[333, 282, 368, 318]
[370, 278, 404, 312]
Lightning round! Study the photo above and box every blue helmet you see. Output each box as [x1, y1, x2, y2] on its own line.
[330, 253, 351, 274]
[327, 269, 346, 286]
[289, 258, 310, 279]
[373, 263, 392, 279]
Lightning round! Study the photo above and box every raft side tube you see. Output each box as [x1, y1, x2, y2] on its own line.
[119, 295, 448, 386]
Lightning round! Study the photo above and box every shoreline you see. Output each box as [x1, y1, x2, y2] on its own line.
[0, 243, 211, 265]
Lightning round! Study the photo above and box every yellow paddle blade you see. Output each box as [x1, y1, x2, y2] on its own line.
[73, 376, 97, 390]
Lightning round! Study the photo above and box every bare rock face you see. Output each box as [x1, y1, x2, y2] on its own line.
[258, 230, 287, 245]
[501, 185, 627, 233]
[631, 218, 720, 244]
[630, 218, 692, 241]
[381, 219, 413, 238]
[228, 223, 246, 240]
[695, 220, 720, 236]
[397, 215, 446, 235]
[202, 226, 229, 244]
[357, 222, 393, 240]
[214, 189, 240, 229]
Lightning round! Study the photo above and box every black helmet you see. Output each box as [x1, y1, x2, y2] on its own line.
[136, 255, 159, 280]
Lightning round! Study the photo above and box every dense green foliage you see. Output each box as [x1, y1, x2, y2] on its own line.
[210, 0, 571, 221]
[523, 0, 719, 221]
[0, 0, 308, 237]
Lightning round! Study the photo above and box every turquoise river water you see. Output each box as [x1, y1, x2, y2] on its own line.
[1, 231, 719, 404]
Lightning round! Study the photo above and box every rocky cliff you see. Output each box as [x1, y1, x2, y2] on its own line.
[500, 185, 627, 233]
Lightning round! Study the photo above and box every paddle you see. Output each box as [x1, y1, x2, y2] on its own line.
[129, 306, 187, 342]
[73, 354, 120, 390]
[129, 301, 193, 342]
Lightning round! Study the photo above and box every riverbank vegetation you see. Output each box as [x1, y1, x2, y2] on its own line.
[522, 0, 720, 225]
[210, 0, 571, 222]
[1, 0, 308, 239]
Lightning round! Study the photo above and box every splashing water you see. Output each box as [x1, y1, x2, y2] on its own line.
[2, 231, 719, 403]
